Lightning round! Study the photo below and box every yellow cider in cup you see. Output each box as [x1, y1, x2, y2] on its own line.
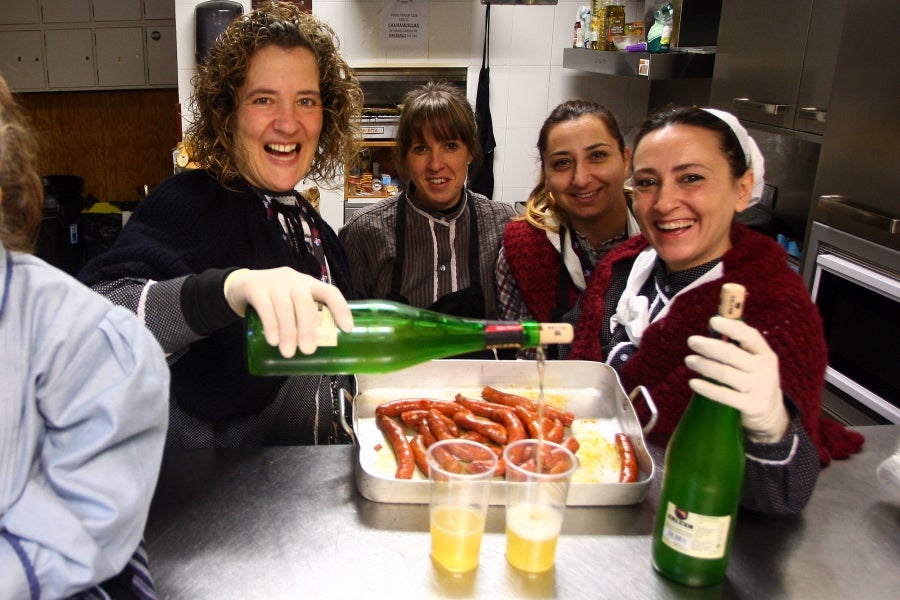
[505, 503, 564, 573]
[430, 505, 486, 572]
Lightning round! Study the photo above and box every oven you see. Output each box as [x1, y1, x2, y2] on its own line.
[803, 203, 900, 425]
[342, 66, 468, 224]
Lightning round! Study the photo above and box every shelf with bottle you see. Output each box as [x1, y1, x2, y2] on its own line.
[344, 140, 400, 202]
[562, 47, 715, 80]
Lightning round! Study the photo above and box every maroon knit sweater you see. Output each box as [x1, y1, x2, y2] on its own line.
[503, 221, 579, 322]
[569, 224, 864, 465]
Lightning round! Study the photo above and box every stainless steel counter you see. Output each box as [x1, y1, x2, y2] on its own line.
[145, 426, 899, 599]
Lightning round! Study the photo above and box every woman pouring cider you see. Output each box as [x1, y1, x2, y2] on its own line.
[566, 106, 864, 514]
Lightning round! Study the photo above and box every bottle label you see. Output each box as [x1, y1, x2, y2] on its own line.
[660, 502, 731, 560]
[315, 303, 339, 347]
[483, 322, 526, 350]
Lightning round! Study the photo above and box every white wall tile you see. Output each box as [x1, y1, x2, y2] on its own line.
[485, 5, 515, 67]
[342, 0, 387, 62]
[314, 1, 347, 39]
[427, 2, 474, 61]
[501, 126, 542, 188]
[508, 6, 555, 67]
[505, 66, 550, 127]
[548, 65, 594, 108]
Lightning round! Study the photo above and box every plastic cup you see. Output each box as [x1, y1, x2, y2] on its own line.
[427, 439, 498, 573]
[503, 439, 578, 573]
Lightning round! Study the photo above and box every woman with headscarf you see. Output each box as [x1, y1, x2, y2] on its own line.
[567, 106, 864, 514]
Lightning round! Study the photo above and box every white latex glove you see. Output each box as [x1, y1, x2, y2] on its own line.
[223, 267, 353, 358]
[684, 315, 790, 444]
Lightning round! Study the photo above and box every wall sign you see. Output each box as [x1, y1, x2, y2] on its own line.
[381, 0, 428, 52]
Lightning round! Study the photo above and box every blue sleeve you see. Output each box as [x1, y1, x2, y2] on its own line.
[0, 279, 169, 599]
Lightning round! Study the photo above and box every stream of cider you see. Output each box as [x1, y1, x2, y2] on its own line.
[535, 345, 546, 472]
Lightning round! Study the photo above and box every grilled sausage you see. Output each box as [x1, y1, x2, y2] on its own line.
[377, 415, 415, 479]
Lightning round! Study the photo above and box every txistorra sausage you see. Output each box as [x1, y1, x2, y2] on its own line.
[376, 415, 415, 479]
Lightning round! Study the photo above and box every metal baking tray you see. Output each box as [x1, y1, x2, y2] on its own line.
[352, 360, 657, 506]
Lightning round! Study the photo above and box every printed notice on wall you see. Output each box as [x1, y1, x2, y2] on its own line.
[381, 0, 428, 51]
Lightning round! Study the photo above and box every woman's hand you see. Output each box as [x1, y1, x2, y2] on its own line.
[223, 267, 353, 358]
[684, 316, 790, 444]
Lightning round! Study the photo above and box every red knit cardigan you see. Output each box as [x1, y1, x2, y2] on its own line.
[569, 224, 864, 465]
[503, 220, 580, 322]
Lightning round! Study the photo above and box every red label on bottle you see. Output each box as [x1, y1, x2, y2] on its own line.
[483, 323, 526, 349]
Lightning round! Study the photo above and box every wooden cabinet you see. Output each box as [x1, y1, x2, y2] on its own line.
[0, 0, 176, 92]
[710, 0, 846, 137]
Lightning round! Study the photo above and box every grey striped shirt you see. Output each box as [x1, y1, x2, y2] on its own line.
[339, 190, 515, 318]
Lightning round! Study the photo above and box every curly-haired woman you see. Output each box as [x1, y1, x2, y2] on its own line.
[79, 1, 364, 448]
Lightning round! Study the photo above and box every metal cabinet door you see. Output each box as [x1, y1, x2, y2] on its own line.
[143, 0, 177, 20]
[92, 0, 143, 21]
[145, 25, 177, 87]
[0, 31, 45, 90]
[41, 0, 91, 23]
[95, 27, 145, 87]
[45, 29, 95, 88]
[710, 0, 814, 129]
[0, 0, 41, 25]
[793, 0, 847, 135]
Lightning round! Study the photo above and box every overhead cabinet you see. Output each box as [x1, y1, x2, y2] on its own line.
[0, 0, 176, 92]
[709, 0, 846, 137]
[0, 31, 45, 90]
[45, 29, 95, 88]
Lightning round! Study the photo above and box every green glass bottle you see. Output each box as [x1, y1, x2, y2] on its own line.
[245, 299, 573, 375]
[651, 283, 748, 587]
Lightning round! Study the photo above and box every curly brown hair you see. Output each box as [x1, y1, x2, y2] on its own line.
[0, 75, 43, 252]
[393, 81, 481, 186]
[520, 100, 628, 232]
[186, 1, 363, 187]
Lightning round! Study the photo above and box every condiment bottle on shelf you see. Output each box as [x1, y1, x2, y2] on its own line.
[651, 283, 748, 586]
[246, 299, 574, 375]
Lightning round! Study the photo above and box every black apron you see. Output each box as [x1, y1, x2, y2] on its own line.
[387, 196, 494, 359]
[469, 4, 495, 199]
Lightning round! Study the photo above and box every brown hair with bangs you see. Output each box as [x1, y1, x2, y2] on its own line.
[394, 81, 481, 185]
[186, 1, 363, 188]
[0, 75, 43, 252]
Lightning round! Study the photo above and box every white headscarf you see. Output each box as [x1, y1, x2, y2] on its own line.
[701, 108, 766, 207]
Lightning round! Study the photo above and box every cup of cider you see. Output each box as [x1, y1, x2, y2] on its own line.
[427, 439, 498, 573]
[503, 439, 578, 573]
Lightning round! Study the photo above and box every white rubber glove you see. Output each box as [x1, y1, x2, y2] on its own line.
[223, 267, 353, 358]
[684, 315, 790, 444]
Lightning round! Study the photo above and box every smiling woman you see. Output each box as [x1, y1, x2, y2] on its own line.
[496, 100, 640, 340]
[233, 44, 324, 192]
[567, 105, 864, 516]
[339, 81, 516, 324]
[78, 1, 366, 449]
